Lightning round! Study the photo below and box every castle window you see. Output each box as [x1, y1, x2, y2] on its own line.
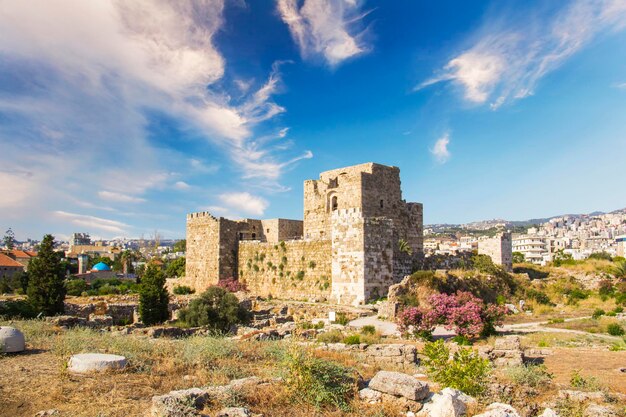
[266, 228, 270, 233]
[332, 196, 338, 211]
[380, 199, 384, 208]
[252, 233, 256, 239]
[239, 233, 243, 240]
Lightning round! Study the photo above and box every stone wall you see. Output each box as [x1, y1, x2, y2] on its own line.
[478, 232, 513, 271]
[238, 239, 332, 301]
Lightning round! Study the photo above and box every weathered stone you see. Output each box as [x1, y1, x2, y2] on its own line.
[583, 404, 617, 417]
[538, 409, 559, 417]
[67, 353, 127, 373]
[474, 403, 521, 417]
[151, 388, 208, 417]
[417, 388, 476, 417]
[368, 371, 430, 401]
[0, 326, 25, 353]
[34, 410, 59, 416]
[216, 407, 256, 417]
[558, 390, 605, 402]
[494, 336, 521, 351]
[359, 388, 382, 403]
[48, 315, 88, 328]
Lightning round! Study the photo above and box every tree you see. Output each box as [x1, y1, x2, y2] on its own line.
[138, 263, 170, 325]
[166, 257, 186, 278]
[173, 239, 186, 253]
[3, 228, 15, 250]
[512, 252, 525, 264]
[613, 260, 626, 280]
[27, 234, 66, 315]
[177, 286, 250, 331]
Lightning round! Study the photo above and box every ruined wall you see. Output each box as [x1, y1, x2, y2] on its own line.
[478, 232, 513, 271]
[185, 212, 245, 291]
[331, 209, 365, 305]
[238, 239, 332, 301]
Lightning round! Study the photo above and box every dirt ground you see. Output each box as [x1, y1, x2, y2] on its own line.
[543, 348, 626, 393]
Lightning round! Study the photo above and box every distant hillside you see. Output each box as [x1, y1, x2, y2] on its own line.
[426, 206, 625, 234]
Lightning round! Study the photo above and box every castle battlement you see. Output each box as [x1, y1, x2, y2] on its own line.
[184, 162, 423, 306]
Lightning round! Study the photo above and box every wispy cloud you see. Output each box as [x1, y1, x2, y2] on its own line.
[431, 133, 451, 164]
[98, 191, 146, 204]
[417, 0, 626, 108]
[174, 181, 191, 191]
[277, 0, 371, 66]
[218, 192, 268, 217]
[53, 211, 130, 234]
[614, 82, 626, 89]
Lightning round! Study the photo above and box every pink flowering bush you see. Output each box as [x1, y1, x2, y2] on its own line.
[217, 277, 247, 292]
[397, 291, 507, 340]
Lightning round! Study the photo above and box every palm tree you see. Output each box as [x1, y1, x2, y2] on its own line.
[614, 260, 626, 280]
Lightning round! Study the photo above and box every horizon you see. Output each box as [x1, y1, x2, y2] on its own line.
[2, 1, 626, 241]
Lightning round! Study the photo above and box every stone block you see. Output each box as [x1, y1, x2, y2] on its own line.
[68, 353, 127, 373]
[368, 370, 430, 401]
[0, 326, 25, 353]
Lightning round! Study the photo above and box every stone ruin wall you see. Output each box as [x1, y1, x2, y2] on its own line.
[238, 239, 332, 301]
[478, 232, 513, 271]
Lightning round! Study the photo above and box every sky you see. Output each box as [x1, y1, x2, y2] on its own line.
[1, 0, 626, 240]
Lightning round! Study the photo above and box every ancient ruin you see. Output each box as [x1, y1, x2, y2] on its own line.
[185, 162, 424, 305]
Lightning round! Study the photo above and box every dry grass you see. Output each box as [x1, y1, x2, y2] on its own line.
[545, 316, 625, 335]
[0, 319, 411, 417]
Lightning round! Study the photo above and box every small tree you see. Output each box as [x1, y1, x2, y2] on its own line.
[138, 264, 170, 325]
[166, 257, 186, 278]
[27, 234, 66, 315]
[177, 286, 250, 331]
[3, 228, 15, 250]
[173, 239, 186, 253]
[512, 251, 525, 263]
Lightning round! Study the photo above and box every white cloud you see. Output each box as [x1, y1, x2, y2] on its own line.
[276, 0, 370, 66]
[418, 0, 626, 108]
[614, 82, 626, 89]
[431, 133, 451, 164]
[219, 192, 268, 217]
[53, 211, 129, 234]
[174, 181, 191, 190]
[98, 190, 147, 204]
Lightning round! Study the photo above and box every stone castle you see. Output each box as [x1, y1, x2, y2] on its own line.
[184, 162, 424, 305]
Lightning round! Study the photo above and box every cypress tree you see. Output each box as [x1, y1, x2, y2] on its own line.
[138, 263, 170, 325]
[27, 234, 66, 315]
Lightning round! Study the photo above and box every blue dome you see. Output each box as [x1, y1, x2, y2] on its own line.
[92, 262, 111, 271]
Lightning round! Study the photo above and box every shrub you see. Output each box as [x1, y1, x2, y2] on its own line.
[65, 279, 87, 296]
[177, 286, 250, 331]
[506, 364, 553, 388]
[284, 347, 357, 410]
[299, 321, 324, 330]
[343, 334, 360, 345]
[398, 291, 507, 340]
[422, 340, 490, 396]
[607, 323, 625, 336]
[166, 257, 186, 278]
[217, 278, 247, 293]
[614, 306, 624, 313]
[566, 288, 589, 305]
[333, 312, 349, 326]
[361, 325, 376, 335]
[0, 299, 38, 319]
[138, 264, 170, 326]
[317, 330, 343, 344]
[570, 370, 602, 390]
[173, 285, 195, 295]
[526, 289, 552, 305]
[592, 308, 605, 319]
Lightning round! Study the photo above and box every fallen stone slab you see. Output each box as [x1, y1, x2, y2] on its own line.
[584, 404, 618, 417]
[0, 326, 25, 353]
[368, 370, 430, 401]
[216, 407, 262, 417]
[68, 353, 127, 373]
[538, 409, 559, 417]
[151, 387, 209, 417]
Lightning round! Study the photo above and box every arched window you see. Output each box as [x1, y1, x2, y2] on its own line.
[332, 196, 338, 211]
[380, 199, 384, 209]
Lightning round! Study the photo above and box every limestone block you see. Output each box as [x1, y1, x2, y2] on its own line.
[584, 404, 617, 417]
[538, 409, 559, 417]
[368, 370, 430, 401]
[67, 353, 127, 373]
[359, 388, 382, 403]
[151, 387, 208, 417]
[0, 326, 25, 353]
[418, 388, 477, 417]
[473, 403, 521, 417]
[216, 407, 258, 417]
[494, 336, 521, 351]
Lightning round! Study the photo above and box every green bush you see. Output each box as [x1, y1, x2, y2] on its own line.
[505, 364, 553, 388]
[614, 306, 624, 313]
[592, 308, 605, 319]
[343, 334, 360, 345]
[177, 286, 250, 331]
[138, 264, 170, 326]
[566, 288, 589, 305]
[422, 339, 490, 396]
[526, 289, 552, 305]
[0, 299, 38, 319]
[361, 325, 376, 335]
[299, 321, 324, 330]
[284, 347, 357, 410]
[173, 285, 195, 295]
[65, 279, 87, 296]
[607, 323, 625, 336]
[570, 369, 602, 390]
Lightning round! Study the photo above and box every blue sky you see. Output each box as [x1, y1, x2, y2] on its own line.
[1, 0, 625, 240]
